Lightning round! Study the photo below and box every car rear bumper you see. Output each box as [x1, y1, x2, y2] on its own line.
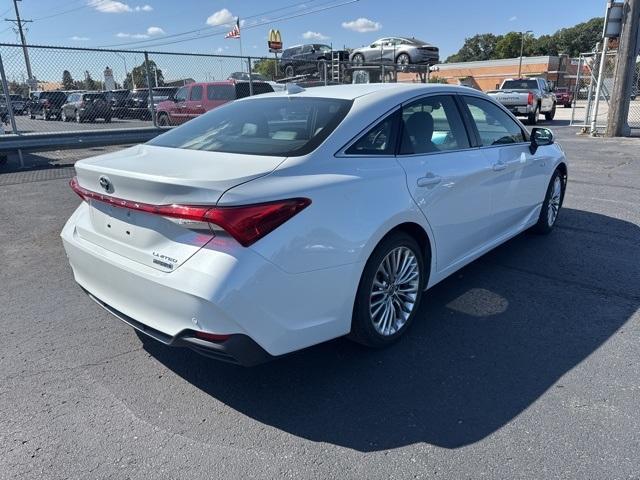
[61, 203, 359, 361]
[83, 288, 273, 366]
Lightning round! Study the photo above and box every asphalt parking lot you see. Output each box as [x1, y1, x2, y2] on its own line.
[0, 124, 639, 479]
[2, 114, 152, 135]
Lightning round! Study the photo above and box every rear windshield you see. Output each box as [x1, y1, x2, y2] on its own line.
[235, 82, 274, 99]
[502, 79, 538, 90]
[42, 92, 66, 100]
[148, 97, 353, 156]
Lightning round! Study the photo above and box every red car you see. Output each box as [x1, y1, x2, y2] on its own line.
[155, 80, 274, 126]
[554, 87, 574, 108]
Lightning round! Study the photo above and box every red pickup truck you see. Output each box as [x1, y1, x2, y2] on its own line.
[554, 87, 574, 108]
[155, 80, 274, 126]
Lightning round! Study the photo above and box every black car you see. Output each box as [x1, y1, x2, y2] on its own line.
[29, 91, 68, 120]
[279, 44, 349, 78]
[105, 89, 130, 118]
[61, 92, 112, 123]
[125, 87, 179, 119]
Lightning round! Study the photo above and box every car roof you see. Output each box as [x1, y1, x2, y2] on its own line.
[254, 83, 473, 101]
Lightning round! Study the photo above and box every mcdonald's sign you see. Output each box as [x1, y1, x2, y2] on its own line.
[268, 29, 283, 53]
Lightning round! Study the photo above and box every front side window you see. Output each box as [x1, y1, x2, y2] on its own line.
[463, 96, 525, 146]
[173, 86, 188, 102]
[400, 95, 469, 154]
[149, 97, 352, 156]
[345, 111, 399, 155]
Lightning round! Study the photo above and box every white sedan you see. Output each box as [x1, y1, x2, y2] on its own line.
[62, 83, 567, 366]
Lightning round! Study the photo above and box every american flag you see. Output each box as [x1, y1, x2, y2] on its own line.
[225, 19, 240, 39]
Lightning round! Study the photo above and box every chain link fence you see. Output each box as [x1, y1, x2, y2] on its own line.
[0, 43, 441, 139]
[570, 48, 640, 133]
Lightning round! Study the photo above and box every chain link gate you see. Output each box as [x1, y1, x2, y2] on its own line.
[571, 48, 640, 133]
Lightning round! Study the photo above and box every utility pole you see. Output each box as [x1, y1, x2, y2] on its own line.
[517, 30, 533, 78]
[5, 0, 34, 86]
[607, 0, 640, 136]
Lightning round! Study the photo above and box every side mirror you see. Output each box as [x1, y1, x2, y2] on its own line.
[530, 127, 554, 154]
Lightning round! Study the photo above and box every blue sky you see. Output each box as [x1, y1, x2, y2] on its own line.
[1, 0, 605, 58]
[0, 0, 605, 84]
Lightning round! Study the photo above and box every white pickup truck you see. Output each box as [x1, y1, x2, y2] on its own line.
[487, 78, 556, 125]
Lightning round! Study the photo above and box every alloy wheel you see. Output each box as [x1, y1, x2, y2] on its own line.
[369, 246, 420, 336]
[547, 176, 562, 226]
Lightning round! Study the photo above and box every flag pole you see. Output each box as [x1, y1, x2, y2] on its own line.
[237, 18, 244, 72]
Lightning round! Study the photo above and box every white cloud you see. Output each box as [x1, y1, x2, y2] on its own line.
[509, 15, 517, 21]
[146, 26, 165, 36]
[88, 1, 152, 13]
[341, 17, 381, 33]
[116, 32, 149, 39]
[302, 31, 329, 41]
[206, 8, 235, 26]
[88, 0, 132, 13]
[70, 35, 89, 41]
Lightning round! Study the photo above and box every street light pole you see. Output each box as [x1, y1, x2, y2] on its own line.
[114, 53, 129, 89]
[517, 30, 533, 78]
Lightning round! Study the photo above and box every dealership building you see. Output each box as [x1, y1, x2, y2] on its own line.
[398, 55, 582, 91]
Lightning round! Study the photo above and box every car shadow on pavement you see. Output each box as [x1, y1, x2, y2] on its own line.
[141, 207, 639, 451]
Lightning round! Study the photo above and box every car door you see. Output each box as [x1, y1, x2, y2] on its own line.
[395, 94, 496, 271]
[185, 84, 205, 121]
[364, 40, 382, 62]
[169, 86, 189, 124]
[459, 94, 548, 236]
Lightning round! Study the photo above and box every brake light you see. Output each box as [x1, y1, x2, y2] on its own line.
[527, 92, 534, 105]
[69, 177, 311, 247]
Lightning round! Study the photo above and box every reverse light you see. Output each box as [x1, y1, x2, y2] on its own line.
[69, 177, 311, 247]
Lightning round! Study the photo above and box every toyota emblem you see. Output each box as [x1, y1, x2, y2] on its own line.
[98, 175, 113, 193]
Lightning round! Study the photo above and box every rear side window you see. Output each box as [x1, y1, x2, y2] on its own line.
[190, 85, 203, 101]
[462, 96, 526, 146]
[345, 111, 399, 155]
[207, 85, 234, 100]
[149, 97, 352, 157]
[400, 95, 469, 154]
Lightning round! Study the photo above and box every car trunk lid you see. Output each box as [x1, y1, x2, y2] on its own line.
[73, 144, 286, 272]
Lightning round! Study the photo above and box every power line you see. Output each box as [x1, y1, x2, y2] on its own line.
[96, 0, 328, 48]
[98, 0, 359, 50]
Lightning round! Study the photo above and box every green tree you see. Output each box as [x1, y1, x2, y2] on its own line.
[494, 31, 535, 59]
[62, 70, 75, 90]
[446, 33, 502, 63]
[253, 58, 277, 79]
[124, 60, 164, 89]
[84, 71, 97, 90]
[552, 17, 604, 57]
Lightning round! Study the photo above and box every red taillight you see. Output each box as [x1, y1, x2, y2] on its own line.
[69, 177, 311, 247]
[527, 92, 534, 105]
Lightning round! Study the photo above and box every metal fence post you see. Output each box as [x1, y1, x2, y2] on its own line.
[591, 41, 609, 135]
[324, 61, 328, 86]
[570, 55, 582, 126]
[247, 56, 254, 96]
[144, 52, 157, 127]
[0, 51, 19, 136]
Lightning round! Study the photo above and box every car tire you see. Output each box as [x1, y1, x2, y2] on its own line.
[544, 103, 556, 121]
[563, 103, 572, 108]
[349, 231, 426, 348]
[44, 112, 51, 121]
[284, 65, 295, 78]
[527, 105, 539, 125]
[352, 53, 365, 65]
[396, 53, 411, 65]
[530, 169, 565, 235]
[157, 113, 170, 127]
[29, 112, 35, 119]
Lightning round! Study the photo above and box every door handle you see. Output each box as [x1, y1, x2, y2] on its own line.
[492, 160, 507, 171]
[417, 173, 442, 187]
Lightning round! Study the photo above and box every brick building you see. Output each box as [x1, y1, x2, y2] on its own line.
[397, 55, 581, 91]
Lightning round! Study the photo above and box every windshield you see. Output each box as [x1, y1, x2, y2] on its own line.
[148, 97, 353, 156]
[501, 79, 538, 90]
